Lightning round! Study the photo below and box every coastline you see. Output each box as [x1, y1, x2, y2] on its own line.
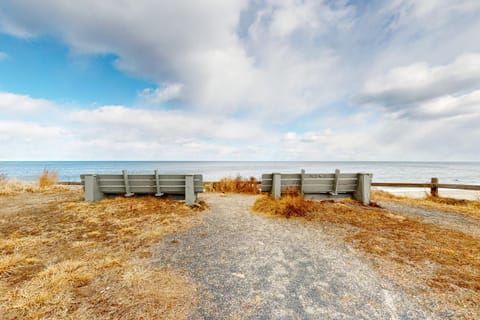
[373, 187, 480, 200]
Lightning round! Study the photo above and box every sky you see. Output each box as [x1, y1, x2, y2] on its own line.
[0, 0, 479, 161]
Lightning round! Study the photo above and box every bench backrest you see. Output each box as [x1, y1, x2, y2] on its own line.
[80, 173, 203, 194]
[81, 171, 203, 204]
[261, 170, 372, 204]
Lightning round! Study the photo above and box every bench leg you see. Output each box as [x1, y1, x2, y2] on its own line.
[84, 175, 104, 202]
[185, 175, 196, 205]
[354, 173, 372, 205]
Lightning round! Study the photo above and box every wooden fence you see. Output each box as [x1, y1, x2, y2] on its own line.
[80, 170, 203, 204]
[372, 177, 480, 197]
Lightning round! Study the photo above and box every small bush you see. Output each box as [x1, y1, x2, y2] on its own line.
[204, 176, 261, 194]
[38, 169, 58, 188]
[252, 194, 320, 218]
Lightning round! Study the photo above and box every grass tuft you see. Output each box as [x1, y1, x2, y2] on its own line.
[252, 194, 480, 318]
[204, 176, 261, 194]
[38, 168, 58, 188]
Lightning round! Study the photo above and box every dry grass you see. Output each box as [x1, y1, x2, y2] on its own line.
[372, 190, 480, 220]
[38, 169, 58, 188]
[252, 195, 480, 318]
[204, 176, 261, 194]
[0, 170, 67, 196]
[0, 191, 201, 319]
[0, 179, 40, 195]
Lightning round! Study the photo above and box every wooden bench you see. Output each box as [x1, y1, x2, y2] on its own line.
[261, 169, 372, 205]
[80, 170, 203, 204]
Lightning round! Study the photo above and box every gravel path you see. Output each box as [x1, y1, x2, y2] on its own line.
[154, 193, 432, 319]
[377, 200, 480, 237]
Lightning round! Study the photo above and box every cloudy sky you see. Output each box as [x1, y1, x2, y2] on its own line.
[0, 0, 479, 161]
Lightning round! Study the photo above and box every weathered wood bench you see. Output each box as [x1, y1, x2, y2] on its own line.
[261, 169, 372, 205]
[80, 170, 203, 204]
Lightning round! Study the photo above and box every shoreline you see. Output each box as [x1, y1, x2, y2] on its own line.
[373, 187, 480, 200]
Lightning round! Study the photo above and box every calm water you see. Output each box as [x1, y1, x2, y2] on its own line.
[1, 161, 479, 184]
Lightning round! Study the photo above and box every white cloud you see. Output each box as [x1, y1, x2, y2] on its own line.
[0, 91, 55, 113]
[139, 83, 183, 103]
[358, 53, 480, 108]
[0, 51, 8, 60]
[68, 105, 267, 141]
[412, 90, 480, 119]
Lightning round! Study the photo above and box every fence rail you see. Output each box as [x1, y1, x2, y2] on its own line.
[372, 177, 480, 197]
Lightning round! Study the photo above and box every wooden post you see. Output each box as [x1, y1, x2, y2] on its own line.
[330, 169, 340, 195]
[123, 170, 134, 197]
[431, 177, 439, 197]
[84, 175, 104, 202]
[154, 170, 164, 197]
[300, 169, 305, 195]
[272, 173, 281, 199]
[185, 175, 195, 205]
[354, 173, 372, 205]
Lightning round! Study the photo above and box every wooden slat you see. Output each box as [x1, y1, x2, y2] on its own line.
[372, 182, 431, 188]
[303, 185, 335, 193]
[280, 173, 301, 179]
[100, 186, 203, 194]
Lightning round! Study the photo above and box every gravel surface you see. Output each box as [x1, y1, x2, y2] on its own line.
[154, 193, 433, 319]
[377, 200, 480, 237]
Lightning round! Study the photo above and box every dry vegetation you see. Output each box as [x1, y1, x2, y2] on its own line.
[204, 176, 260, 194]
[252, 195, 480, 318]
[37, 169, 58, 188]
[0, 169, 67, 196]
[372, 190, 480, 220]
[0, 185, 202, 319]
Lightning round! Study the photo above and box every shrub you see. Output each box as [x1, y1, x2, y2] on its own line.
[204, 176, 261, 194]
[38, 169, 58, 188]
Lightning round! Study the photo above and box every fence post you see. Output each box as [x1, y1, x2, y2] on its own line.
[84, 174, 104, 202]
[431, 177, 439, 197]
[123, 170, 134, 197]
[185, 175, 195, 205]
[300, 169, 305, 195]
[272, 173, 281, 199]
[354, 173, 372, 205]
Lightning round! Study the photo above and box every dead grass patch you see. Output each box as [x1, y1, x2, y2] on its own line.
[0, 171, 68, 196]
[38, 169, 58, 188]
[204, 176, 260, 194]
[252, 195, 480, 318]
[372, 190, 480, 220]
[0, 191, 201, 319]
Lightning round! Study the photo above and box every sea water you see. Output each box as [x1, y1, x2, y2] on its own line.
[1, 161, 479, 185]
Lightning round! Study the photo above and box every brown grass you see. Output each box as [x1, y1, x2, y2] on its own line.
[0, 191, 201, 319]
[252, 195, 480, 318]
[38, 168, 58, 188]
[0, 170, 68, 196]
[204, 176, 261, 194]
[372, 190, 480, 220]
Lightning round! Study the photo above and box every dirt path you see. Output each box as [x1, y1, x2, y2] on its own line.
[154, 194, 433, 319]
[377, 200, 480, 237]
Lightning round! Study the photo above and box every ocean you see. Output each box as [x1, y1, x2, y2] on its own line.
[1, 161, 479, 185]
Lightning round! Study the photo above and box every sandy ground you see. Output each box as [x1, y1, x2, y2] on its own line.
[154, 193, 434, 319]
[373, 187, 480, 200]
